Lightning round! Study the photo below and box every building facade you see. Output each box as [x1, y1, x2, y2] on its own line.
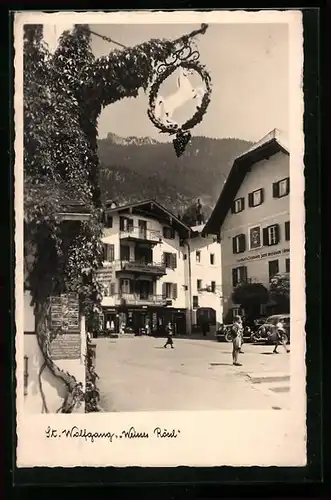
[98, 200, 222, 335]
[203, 130, 290, 322]
[189, 224, 223, 333]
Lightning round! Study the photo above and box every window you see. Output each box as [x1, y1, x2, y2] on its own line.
[120, 279, 132, 294]
[162, 283, 178, 300]
[249, 226, 262, 250]
[163, 252, 177, 270]
[268, 260, 279, 279]
[248, 188, 264, 208]
[138, 220, 147, 238]
[196, 251, 201, 263]
[232, 266, 247, 287]
[120, 245, 130, 261]
[197, 279, 202, 291]
[232, 234, 246, 254]
[263, 224, 280, 246]
[285, 221, 290, 241]
[285, 258, 290, 273]
[211, 281, 216, 293]
[103, 243, 115, 262]
[120, 216, 133, 232]
[273, 178, 290, 198]
[210, 253, 215, 265]
[231, 197, 245, 214]
[193, 295, 199, 308]
[105, 215, 113, 228]
[163, 226, 175, 239]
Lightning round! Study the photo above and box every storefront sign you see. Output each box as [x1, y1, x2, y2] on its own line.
[236, 247, 289, 264]
[96, 268, 113, 282]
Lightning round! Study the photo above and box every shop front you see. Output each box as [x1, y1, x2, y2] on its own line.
[101, 306, 187, 336]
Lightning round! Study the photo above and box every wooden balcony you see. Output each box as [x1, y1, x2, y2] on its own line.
[115, 260, 166, 276]
[119, 228, 162, 245]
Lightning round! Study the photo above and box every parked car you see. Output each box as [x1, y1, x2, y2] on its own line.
[253, 314, 290, 344]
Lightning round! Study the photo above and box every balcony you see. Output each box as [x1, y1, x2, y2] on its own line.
[115, 260, 166, 276]
[115, 293, 166, 307]
[120, 228, 162, 245]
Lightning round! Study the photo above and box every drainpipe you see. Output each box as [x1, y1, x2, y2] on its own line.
[186, 234, 193, 335]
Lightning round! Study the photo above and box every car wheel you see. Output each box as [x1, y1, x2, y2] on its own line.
[225, 331, 233, 343]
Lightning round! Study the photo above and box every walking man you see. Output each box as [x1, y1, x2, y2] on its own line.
[231, 315, 243, 366]
[273, 319, 290, 354]
[163, 321, 174, 349]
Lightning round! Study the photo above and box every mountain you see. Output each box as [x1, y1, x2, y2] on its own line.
[97, 134, 253, 217]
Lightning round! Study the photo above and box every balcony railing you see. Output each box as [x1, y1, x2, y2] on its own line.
[115, 293, 166, 306]
[115, 259, 166, 275]
[119, 228, 162, 243]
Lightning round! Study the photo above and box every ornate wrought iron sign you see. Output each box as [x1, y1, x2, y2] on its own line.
[147, 24, 212, 157]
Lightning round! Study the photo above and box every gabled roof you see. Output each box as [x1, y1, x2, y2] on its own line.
[202, 129, 289, 236]
[105, 199, 192, 237]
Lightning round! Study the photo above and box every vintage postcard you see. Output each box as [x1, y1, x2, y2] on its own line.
[15, 10, 306, 468]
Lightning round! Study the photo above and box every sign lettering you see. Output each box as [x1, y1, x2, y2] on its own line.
[236, 247, 289, 264]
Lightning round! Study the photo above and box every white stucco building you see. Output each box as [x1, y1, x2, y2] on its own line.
[203, 129, 290, 322]
[98, 200, 223, 335]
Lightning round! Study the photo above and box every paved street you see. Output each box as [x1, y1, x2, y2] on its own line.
[95, 336, 291, 412]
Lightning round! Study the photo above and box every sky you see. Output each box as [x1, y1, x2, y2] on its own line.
[87, 23, 289, 143]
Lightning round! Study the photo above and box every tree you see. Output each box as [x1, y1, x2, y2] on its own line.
[24, 24, 209, 412]
[231, 282, 270, 319]
[269, 272, 290, 313]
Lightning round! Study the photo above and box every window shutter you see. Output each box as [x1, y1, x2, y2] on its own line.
[239, 234, 246, 253]
[241, 197, 245, 210]
[162, 227, 167, 238]
[172, 253, 177, 269]
[285, 221, 290, 241]
[248, 193, 253, 207]
[128, 218, 133, 231]
[110, 283, 115, 296]
[162, 283, 166, 298]
[263, 227, 269, 246]
[274, 224, 280, 244]
[172, 283, 178, 300]
[102, 244, 107, 261]
[232, 268, 238, 287]
[260, 188, 264, 204]
[231, 202, 236, 214]
[241, 266, 248, 283]
[287, 178, 290, 194]
[108, 244, 114, 261]
[272, 182, 279, 198]
[232, 237, 237, 254]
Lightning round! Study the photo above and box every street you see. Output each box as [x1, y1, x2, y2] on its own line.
[95, 336, 291, 412]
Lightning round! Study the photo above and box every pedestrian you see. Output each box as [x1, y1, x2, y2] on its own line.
[238, 316, 245, 353]
[231, 315, 243, 366]
[163, 322, 174, 349]
[273, 319, 290, 354]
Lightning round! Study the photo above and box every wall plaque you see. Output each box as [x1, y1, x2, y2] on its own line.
[49, 332, 81, 360]
[50, 293, 80, 331]
[49, 293, 81, 360]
